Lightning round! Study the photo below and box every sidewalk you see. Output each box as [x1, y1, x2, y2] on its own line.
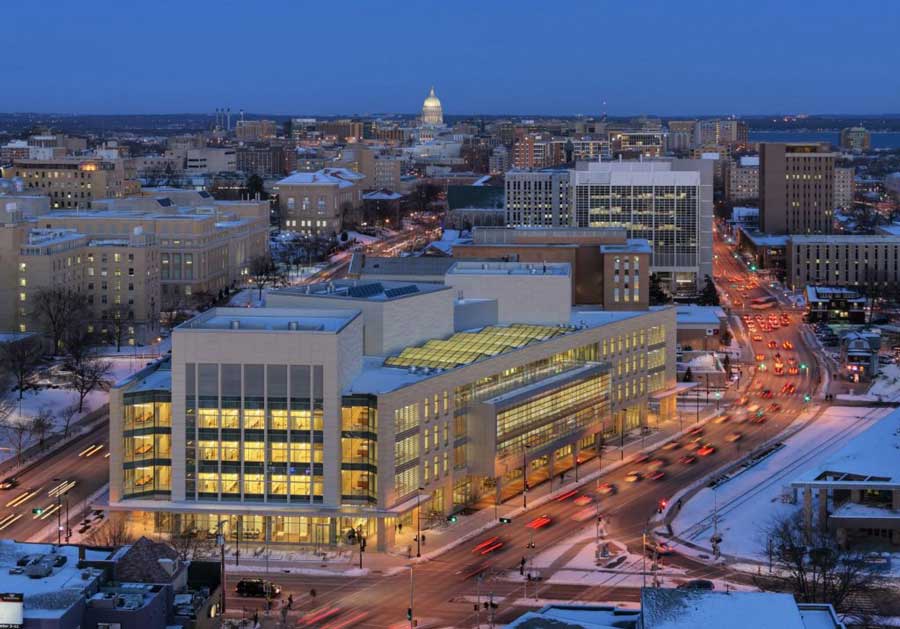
[221, 404, 732, 578]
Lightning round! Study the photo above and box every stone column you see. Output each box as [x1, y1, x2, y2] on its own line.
[376, 516, 390, 552]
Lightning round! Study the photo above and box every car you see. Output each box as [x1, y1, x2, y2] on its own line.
[662, 441, 681, 451]
[683, 440, 701, 452]
[624, 471, 643, 482]
[767, 340, 778, 349]
[736, 396, 749, 406]
[755, 353, 766, 362]
[751, 415, 767, 424]
[761, 389, 773, 399]
[235, 579, 281, 598]
[648, 470, 665, 481]
[697, 444, 716, 456]
[678, 579, 715, 590]
[555, 489, 580, 502]
[526, 515, 553, 529]
[751, 334, 763, 342]
[597, 482, 617, 495]
[773, 365, 784, 375]
[788, 366, 799, 375]
[686, 426, 704, 437]
[645, 540, 674, 555]
[725, 432, 742, 442]
[786, 356, 798, 365]
[783, 341, 794, 350]
[678, 454, 697, 464]
[647, 458, 667, 470]
[0, 477, 18, 490]
[472, 536, 504, 555]
[768, 403, 782, 412]
[713, 414, 730, 424]
[632, 453, 650, 464]
[573, 495, 593, 506]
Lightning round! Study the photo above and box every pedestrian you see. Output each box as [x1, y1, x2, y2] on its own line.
[421, 533, 426, 546]
[407, 544, 412, 559]
[287, 594, 293, 610]
[253, 611, 259, 626]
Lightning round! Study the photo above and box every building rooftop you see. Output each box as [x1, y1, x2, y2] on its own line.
[0, 540, 109, 619]
[804, 285, 866, 303]
[350, 254, 461, 278]
[741, 229, 789, 247]
[789, 234, 900, 245]
[640, 587, 831, 629]
[446, 261, 571, 277]
[599, 238, 652, 254]
[347, 309, 653, 394]
[739, 155, 760, 167]
[793, 406, 900, 486]
[275, 167, 364, 188]
[675, 305, 726, 326]
[176, 307, 358, 333]
[271, 280, 448, 302]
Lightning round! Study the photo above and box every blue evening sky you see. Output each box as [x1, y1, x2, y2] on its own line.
[2, 0, 898, 116]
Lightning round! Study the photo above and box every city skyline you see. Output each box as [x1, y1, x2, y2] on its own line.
[2, 0, 900, 116]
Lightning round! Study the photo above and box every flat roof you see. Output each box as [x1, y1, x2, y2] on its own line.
[599, 238, 652, 254]
[790, 234, 900, 245]
[641, 587, 810, 629]
[793, 407, 900, 485]
[177, 307, 358, 333]
[447, 261, 570, 277]
[675, 305, 726, 325]
[741, 229, 789, 247]
[272, 280, 448, 302]
[804, 285, 865, 303]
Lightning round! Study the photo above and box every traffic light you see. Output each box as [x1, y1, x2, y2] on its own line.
[750, 265, 757, 272]
[32, 508, 43, 516]
[657, 498, 668, 513]
[499, 517, 512, 524]
[446, 514, 458, 523]
[407, 607, 413, 621]
[800, 363, 808, 370]
[804, 394, 811, 403]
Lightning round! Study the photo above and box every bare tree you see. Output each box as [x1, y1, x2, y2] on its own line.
[248, 254, 280, 301]
[29, 406, 54, 451]
[169, 528, 214, 561]
[102, 304, 132, 352]
[0, 335, 43, 400]
[63, 329, 112, 413]
[755, 511, 884, 622]
[88, 514, 133, 548]
[59, 404, 80, 439]
[0, 419, 32, 466]
[30, 287, 91, 354]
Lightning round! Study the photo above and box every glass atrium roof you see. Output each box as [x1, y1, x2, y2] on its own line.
[383, 323, 571, 370]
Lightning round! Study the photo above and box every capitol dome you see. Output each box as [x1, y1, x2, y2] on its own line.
[421, 86, 443, 126]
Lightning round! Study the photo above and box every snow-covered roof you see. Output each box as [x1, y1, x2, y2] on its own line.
[675, 305, 726, 326]
[275, 167, 362, 188]
[362, 189, 403, 201]
[177, 307, 358, 333]
[447, 261, 570, 277]
[641, 588, 810, 629]
[804, 285, 865, 303]
[739, 155, 760, 167]
[506, 604, 640, 629]
[272, 280, 448, 303]
[599, 238, 652, 254]
[741, 230, 789, 247]
[0, 541, 109, 619]
[793, 407, 900, 485]
[790, 234, 900, 245]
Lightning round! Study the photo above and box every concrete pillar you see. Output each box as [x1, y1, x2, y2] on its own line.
[549, 450, 557, 486]
[818, 487, 828, 530]
[376, 516, 390, 552]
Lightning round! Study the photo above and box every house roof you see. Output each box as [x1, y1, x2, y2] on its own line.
[112, 537, 181, 584]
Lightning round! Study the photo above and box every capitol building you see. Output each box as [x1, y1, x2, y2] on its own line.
[421, 86, 443, 126]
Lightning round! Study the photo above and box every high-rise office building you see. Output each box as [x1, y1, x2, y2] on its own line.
[759, 143, 835, 235]
[839, 127, 871, 152]
[505, 169, 573, 227]
[572, 160, 713, 292]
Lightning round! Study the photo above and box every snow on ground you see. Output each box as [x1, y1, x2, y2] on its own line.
[0, 357, 142, 461]
[671, 406, 893, 560]
[866, 363, 900, 402]
[229, 287, 265, 308]
[346, 230, 379, 245]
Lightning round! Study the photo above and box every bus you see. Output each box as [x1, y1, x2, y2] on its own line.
[750, 295, 777, 310]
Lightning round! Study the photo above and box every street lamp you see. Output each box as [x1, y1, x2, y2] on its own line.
[415, 486, 425, 558]
[522, 445, 531, 509]
[52, 477, 70, 546]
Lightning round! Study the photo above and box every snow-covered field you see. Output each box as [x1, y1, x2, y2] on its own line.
[671, 406, 893, 561]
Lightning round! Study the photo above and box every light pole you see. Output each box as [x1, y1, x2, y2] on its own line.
[522, 445, 531, 509]
[408, 565, 415, 629]
[416, 486, 424, 558]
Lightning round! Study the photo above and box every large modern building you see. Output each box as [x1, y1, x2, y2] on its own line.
[504, 168, 573, 227]
[785, 234, 900, 293]
[759, 143, 836, 235]
[724, 155, 759, 201]
[571, 159, 714, 292]
[106, 272, 678, 551]
[693, 118, 749, 147]
[834, 165, 855, 209]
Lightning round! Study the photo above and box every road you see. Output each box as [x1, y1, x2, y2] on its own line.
[0, 420, 110, 544]
[299, 226, 440, 285]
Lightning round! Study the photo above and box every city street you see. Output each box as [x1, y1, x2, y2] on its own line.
[0, 420, 110, 544]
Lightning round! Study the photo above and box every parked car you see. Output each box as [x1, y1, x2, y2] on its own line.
[235, 579, 281, 598]
[678, 579, 715, 590]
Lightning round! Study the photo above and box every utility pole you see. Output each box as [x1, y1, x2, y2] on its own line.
[522, 445, 530, 509]
[217, 520, 226, 615]
[408, 565, 414, 629]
